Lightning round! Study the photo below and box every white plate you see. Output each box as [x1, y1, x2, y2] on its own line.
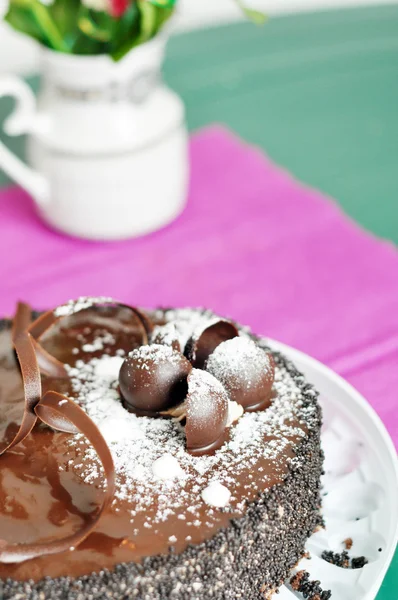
[268, 340, 398, 600]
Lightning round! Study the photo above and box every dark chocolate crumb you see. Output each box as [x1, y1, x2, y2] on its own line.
[321, 550, 368, 570]
[291, 570, 305, 590]
[290, 570, 332, 599]
[343, 538, 353, 550]
[322, 550, 349, 568]
[351, 556, 369, 569]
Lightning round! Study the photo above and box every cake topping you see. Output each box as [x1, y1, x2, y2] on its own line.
[0, 303, 116, 564]
[119, 345, 192, 416]
[0, 302, 42, 457]
[94, 355, 125, 380]
[206, 337, 275, 411]
[30, 297, 150, 378]
[26, 346, 309, 546]
[152, 454, 185, 480]
[226, 400, 244, 426]
[201, 481, 231, 508]
[0, 299, 303, 568]
[54, 296, 115, 317]
[162, 308, 219, 351]
[185, 369, 229, 456]
[150, 322, 182, 352]
[4, 296, 150, 454]
[159, 368, 230, 456]
[185, 319, 239, 369]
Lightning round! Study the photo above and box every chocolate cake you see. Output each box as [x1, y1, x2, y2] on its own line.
[0, 298, 323, 599]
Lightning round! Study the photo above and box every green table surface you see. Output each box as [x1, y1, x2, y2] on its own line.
[0, 4, 397, 598]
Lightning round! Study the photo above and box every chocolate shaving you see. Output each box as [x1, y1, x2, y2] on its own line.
[0, 298, 129, 563]
[0, 391, 115, 564]
[186, 319, 239, 369]
[0, 302, 42, 457]
[28, 298, 150, 378]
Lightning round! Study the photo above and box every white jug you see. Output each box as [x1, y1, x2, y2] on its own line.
[0, 38, 189, 240]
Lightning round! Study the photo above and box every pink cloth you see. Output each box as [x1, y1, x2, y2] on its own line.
[1, 126, 397, 445]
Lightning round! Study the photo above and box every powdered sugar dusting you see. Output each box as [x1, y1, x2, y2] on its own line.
[189, 316, 226, 344]
[54, 296, 115, 318]
[64, 345, 316, 533]
[150, 322, 180, 348]
[94, 356, 124, 380]
[207, 336, 272, 391]
[81, 331, 116, 353]
[201, 481, 231, 508]
[128, 344, 184, 368]
[187, 369, 228, 417]
[152, 454, 185, 481]
[162, 308, 220, 351]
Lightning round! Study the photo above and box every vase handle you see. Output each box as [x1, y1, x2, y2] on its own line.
[0, 76, 49, 206]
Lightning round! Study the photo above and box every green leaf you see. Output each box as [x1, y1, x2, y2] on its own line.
[110, 2, 173, 62]
[241, 7, 267, 25]
[153, 6, 173, 29]
[78, 8, 114, 42]
[6, 0, 69, 51]
[234, 0, 267, 25]
[108, 3, 140, 59]
[49, 0, 81, 46]
[148, 0, 176, 7]
[137, 0, 157, 42]
[5, 4, 47, 44]
[78, 17, 110, 42]
[70, 33, 106, 55]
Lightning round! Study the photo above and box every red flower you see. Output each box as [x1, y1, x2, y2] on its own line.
[109, 0, 130, 17]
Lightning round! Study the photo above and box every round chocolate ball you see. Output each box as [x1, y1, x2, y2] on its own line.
[185, 369, 229, 456]
[186, 319, 239, 369]
[119, 345, 192, 416]
[206, 337, 275, 412]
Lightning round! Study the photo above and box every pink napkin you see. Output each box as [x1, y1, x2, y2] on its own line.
[1, 126, 397, 445]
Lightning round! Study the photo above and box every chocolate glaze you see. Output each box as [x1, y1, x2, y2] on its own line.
[0, 308, 306, 583]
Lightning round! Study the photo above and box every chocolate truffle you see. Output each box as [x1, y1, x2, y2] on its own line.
[185, 369, 229, 456]
[206, 337, 275, 412]
[119, 345, 192, 416]
[186, 319, 239, 369]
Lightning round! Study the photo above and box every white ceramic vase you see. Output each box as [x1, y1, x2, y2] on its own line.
[0, 38, 189, 240]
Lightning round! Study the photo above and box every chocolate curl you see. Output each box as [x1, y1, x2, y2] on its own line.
[1, 298, 148, 453]
[28, 297, 150, 378]
[0, 299, 118, 562]
[0, 391, 115, 564]
[134, 308, 154, 336]
[0, 303, 41, 457]
[186, 319, 239, 369]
